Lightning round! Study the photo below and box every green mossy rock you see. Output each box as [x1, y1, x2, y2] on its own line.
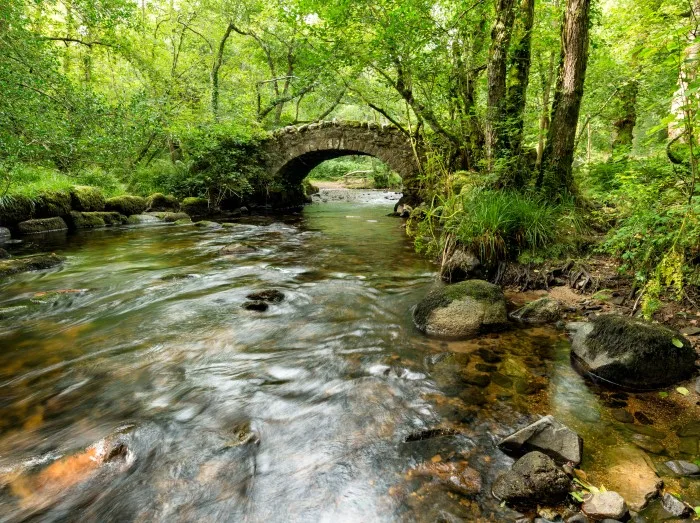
[569, 314, 696, 389]
[181, 197, 210, 216]
[105, 195, 148, 216]
[511, 297, 562, 324]
[413, 280, 508, 339]
[67, 211, 105, 229]
[18, 217, 68, 234]
[0, 253, 65, 278]
[0, 195, 35, 226]
[193, 220, 222, 229]
[70, 186, 105, 211]
[146, 212, 190, 223]
[146, 193, 180, 212]
[127, 214, 162, 225]
[174, 218, 193, 225]
[35, 190, 72, 218]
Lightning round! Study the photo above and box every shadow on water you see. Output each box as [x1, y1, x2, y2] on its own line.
[0, 190, 698, 521]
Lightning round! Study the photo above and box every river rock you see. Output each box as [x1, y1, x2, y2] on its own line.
[498, 415, 583, 466]
[146, 211, 190, 223]
[568, 315, 696, 389]
[440, 249, 483, 283]
[193, 220, 222, 229]
[582, 491, 628, 521]
[413, 280, 508, 339]
[0, 227, 12, 242]
[70, 186, 105, 211]
[492, 451, 571, 505]
[661, 492, 693, 518]
[0, 248, 10, 259]
[511, 297, 562, 324]
[408, 461, 482, 496]
[598, 446, 663, 511]
[146, 193, 180, 212]
[665, 460, 700, 476]
[17, 217, 68, 234]
[221, 243, 257, 255]
[127, 214, 162, 224]
[0, 253, 65, 278]
[246, 290, 284, 303]
[243, 301, 268, 312]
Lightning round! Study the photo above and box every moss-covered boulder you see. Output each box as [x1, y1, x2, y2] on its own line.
[145, 211, 190, 223]
[127, 214, 162, 225]
[35, 190, 72, 218]
[18, 217, 68, 234]
[181, 197, 210, 216]
[0, 195, 35, 226]
[70, 186, 105, 211]
[193, 220, 222, 229]
[67, 211, 105, 229]
[413, 280, 508, 339]
[105, 195, 147, 216]
[569, 314, 696, 389]
[0, 253, 64, 278]
[146, 193, 180, 212]
[174, 218, 193, 225]
[511, 297, 562, 324]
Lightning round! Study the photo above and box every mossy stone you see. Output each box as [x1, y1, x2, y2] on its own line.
[146, 212, 190, 222]
[0, 253, 65, 278]
[174, 218, 193, 225]
[413, 280, 508, 339]
[105, 195, 148, 216]
[0, 195, 35, 226]
[146, 193, 180, 212]
[193, 220, 221, 229]
[67, 211, 106, 229]
[70, 186, 105, 211]
[17, 217, 68, 234]
[181, 197, 210, 216]
[35, 190, 72, 218]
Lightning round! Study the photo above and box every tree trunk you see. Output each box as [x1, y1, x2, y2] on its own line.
[538, 0, 592, 199]
[536, 50, 556, 167]
[211, 23, 235, 121]
[669, 0, 700, 140]
[498, 0, 536, 187]
[611, 80, 638, 157]
[485, 0, 517, 168]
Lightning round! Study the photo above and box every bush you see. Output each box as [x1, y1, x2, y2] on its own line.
[70, 186, 105, 211]
[105, 195, 148, 216]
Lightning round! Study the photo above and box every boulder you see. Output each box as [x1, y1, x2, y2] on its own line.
[67, 211, 124, 229]
[181, 197, 210, 216]
[146, 193, 179, 212]
[498, 415, 583, 466]
[18, 217, 68, 234]
[582, 491, 628, 521]
[0, 194, 34, 225]
[440, 249, 483, 283]
[35, 190, 72, 217]
[492, 451, 571, 505]
[569, 315, 696, 389]
[0, 227, 10, 242]
[105, 195, 148, 216]
[0, 253, 64, 278]
[511, 297, 562, 324]
[413, 280, 508, 339]
[145, 212, 190, 223]
[70, 186, 105, 211]
[128, 214, 162, 225]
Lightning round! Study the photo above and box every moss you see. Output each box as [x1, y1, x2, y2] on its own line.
[35, 190, 72, 218]
[17, 217, 68, 234]
[303, 179, 320, 196]
[67, 211, 106, 229]
[70, 186, 105, 211]
[0, 195, 35, 226]
[127, 214, 161, 225]
[193, 220, 221, 229]
[105, 195, 147, 216]
[94, 212, 126, 226]
[174, 218, 193, 225]
[146, 193, 180, 211]
[181, 197, 210, 216]
[0, 253, 64, 278]
[147, 212, 190, 222]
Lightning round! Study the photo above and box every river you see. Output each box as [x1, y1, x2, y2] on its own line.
[0, 190, 697, 521]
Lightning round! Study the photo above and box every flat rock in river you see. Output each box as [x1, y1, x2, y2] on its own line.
[497, 415, 583, 466]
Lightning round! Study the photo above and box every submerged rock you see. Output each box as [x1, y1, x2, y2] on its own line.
[569, 315, 696, 389]
[582, 491, 628, 521]
[221, 243, 257, 255]
[0, 305, 29, 319]
[0, 248, 10, 259]
[511, 297, 562, 324]
[243, 301, 268, 312]
[492, 451, 571, 505]
[17, 217, 68, 234]
[246, 289, 285, 303]
[0, 253, 64, 278]
[413, 280, 508, 339]
[408, 461, 482, 496]
[498, 415, 583, 466]
[193, 220, 222, 229]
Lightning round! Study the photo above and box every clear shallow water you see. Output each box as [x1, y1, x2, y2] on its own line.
[0, 196, 698, 522]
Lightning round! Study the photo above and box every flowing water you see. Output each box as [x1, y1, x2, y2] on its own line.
[0, 190, 698, 522]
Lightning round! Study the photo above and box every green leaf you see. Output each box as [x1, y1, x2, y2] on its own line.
[676, 387, 690, 396]
[659, 391, 669, 398]
[672, 337, 684, 348]
[694, 506, 700, 516]
[570, 491, 585, 502]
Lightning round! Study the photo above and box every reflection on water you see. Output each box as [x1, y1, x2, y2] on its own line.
[0, 196, 698, 521]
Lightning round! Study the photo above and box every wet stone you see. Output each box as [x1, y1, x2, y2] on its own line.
[572, 405, 601, 423]
[664, 460, 700, 476]
[462, 372, 491, 388]
[246, 289, 285, 303]
[514, 378, 546, 395]
[678, 436, 699, 455]
[661, 492, 693, 518]
[475, 363, 497, 373]
[408, 461, 482, 496]
[492, 451, 571, 506]
[475, 348, 502, 363]
[243, 301, 268, 312]
[459, 386, 487, 406]
[491, 372, 513, 389]
[628, 424, 666, 440]
[582, 491, 628, 521]
[611, 409, 634, 424]
[631, 433, 666, 455]
[677, 420, 700, 437]
[498, 415, 583, 465]
[633, 412, 653, 425]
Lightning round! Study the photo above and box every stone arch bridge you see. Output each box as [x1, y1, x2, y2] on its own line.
[258, 121, 422, 208]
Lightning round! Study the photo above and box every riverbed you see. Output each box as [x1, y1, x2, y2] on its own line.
[0, 190, 698, 521]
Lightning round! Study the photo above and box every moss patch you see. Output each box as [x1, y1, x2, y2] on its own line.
[67, 211, 106, 229]
[146, 193, 180, 212]
[35, 190, 72, 218]
[17, 217, 68, 234]
[0, 195, 35, 226]
[105, 195, 147, 216]
[181, 197, 210, 216]
[146, 212, 190, 222]
[0, 253, 64, 278]
[70, 186, 105, 211]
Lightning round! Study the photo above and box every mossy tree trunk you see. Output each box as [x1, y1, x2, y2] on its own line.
[611, 80, 638, 158]
[211, 23, 234, 121]
[538, 0, 591, 199]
